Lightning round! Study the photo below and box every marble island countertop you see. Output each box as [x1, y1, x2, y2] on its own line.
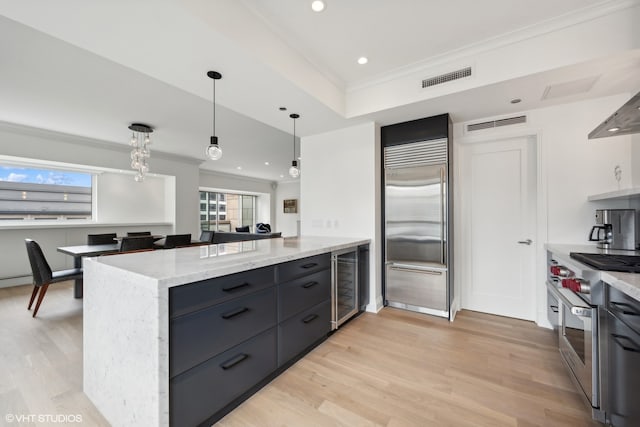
[85, 235, 370, 289]
[545, 243, 640, 301]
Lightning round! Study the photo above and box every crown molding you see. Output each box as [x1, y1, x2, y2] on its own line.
[0, 120, 202, 165]
[347, 0, 639, 93]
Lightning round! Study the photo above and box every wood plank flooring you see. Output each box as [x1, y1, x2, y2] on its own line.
[0, 282, 597, 426]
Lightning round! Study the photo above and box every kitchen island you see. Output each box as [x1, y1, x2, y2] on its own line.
[83, 236, 369, 427]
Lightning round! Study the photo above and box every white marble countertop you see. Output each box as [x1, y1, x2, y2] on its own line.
[545, 243, 640, 301]
[85, 235, 370, 289]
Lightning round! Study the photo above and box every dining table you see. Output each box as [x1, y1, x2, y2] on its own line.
[57, 243, 120, 298]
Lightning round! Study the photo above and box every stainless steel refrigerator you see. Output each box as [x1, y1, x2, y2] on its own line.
[384, 138, 452, 318]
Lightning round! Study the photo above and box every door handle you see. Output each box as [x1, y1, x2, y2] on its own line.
[518, 239, 532, 245]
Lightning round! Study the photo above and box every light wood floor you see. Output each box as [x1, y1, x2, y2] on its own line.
[0, 283, 597, 427]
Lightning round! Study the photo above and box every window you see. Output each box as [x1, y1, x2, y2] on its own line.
[0, 164, 92, 220]
[199, 191, 256, 232]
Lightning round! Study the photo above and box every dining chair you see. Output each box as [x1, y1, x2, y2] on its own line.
[199, 230, 214, 243]
[126, 231, 152, 237]
[161, 234, 192, 249]
[87, 233, 117, 245]
[24, 239, 83, 318]
[235, 226, 250, 232]
[120, 236, 155, 252]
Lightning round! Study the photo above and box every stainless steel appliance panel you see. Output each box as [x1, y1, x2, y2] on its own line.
[385, 263, 447, 312]
[385, 164, 446, 265]
[331, 248, 358, 330]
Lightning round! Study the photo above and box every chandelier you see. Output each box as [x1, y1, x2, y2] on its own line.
[128, 123, 153, 182]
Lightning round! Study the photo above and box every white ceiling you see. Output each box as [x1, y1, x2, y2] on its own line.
[0, 0, 638, 182]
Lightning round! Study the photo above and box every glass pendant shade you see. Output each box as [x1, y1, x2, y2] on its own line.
[288, 113, 300, 178]
[207, 71, 223, 160]
[289, 160, 300, 178]
[206, 144, 223, 160]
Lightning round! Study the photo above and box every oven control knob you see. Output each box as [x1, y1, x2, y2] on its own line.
[550, 265, 572, 277]
[561, 278, 590, 294]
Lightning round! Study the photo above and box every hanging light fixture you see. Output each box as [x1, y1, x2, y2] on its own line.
[206, 70, 223, 160]
[128, 123, 153, 182]
[289, 113, 300, 178]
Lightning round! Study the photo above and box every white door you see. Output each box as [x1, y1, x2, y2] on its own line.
[460, 137, 536, 320]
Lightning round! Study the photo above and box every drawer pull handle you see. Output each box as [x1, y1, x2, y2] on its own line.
[550, 305, 559, 313]
[612, 334, 640, 353]
[302, 281, 318, 289]
[222, 282, 250, 292]
[221, 307, 249, 319]
[220, 353, 249, 370]
[610, 301, 640, 316]
[302, 314, 318, 324]
[301, 263, 318, 269]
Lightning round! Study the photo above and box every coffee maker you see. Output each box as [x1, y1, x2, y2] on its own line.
[589, 209, 638, 250]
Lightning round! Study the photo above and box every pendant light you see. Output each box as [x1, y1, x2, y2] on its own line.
[128, 123, 153, 182]
[206, 70, 223, 160]
[288, 113, 300, 178]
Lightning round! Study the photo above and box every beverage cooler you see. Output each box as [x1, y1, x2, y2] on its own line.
[331, 248, 358, 330]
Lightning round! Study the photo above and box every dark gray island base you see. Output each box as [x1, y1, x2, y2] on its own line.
[169, 253, 337, 426]
[83, 236, 370, 427]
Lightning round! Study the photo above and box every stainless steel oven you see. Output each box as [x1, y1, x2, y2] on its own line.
[547, 253, 605, 422]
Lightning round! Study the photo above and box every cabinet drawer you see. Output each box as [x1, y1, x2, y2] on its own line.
[276, 254, 330, 283]
[170, 327, 277, 427]
[278, 299, 330, 366]
[170, 287, 276, 377]
[169, 265, 275, 318]
[608, 285, 640, 332]
[607, 312, 640, 427]
[278, 269, 330, 321]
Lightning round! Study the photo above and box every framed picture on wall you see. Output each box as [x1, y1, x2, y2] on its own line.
[283, 199, 298, 214]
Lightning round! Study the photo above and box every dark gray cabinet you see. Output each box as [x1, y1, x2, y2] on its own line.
[170, 328, 277, 427]
[170, 287, 277, 377]
[605, 284, 640, 427]
[276, 253, 331, 283]
[278, 269, 331, 321]
[169, 253, 334, 426]
[278, 300, 331, 365]
[169, 265, 275, 318]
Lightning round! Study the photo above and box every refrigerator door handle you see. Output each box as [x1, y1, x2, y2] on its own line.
[388, 265, 444, 275]
[440, 166, 445, 265]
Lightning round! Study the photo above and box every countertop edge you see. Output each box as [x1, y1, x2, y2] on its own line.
[86, 237, 371, 290]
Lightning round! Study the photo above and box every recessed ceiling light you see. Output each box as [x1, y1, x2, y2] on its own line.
[510, 98, 522, 104]
[280, 174, 284, 178]
[608, 127, 620, 132]
[357, 57, 368, 65]
[236, 166, 242, 170]
[264, 161, 270, 165]
[311, 1, 325, 12]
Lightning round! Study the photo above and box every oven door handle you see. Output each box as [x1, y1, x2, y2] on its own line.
[546, 281, 592, 318]
[558, 287, 592, 318]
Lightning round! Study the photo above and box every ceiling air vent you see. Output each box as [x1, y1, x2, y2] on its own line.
[422, 67, 472, 88]
[467, 115, 527, 132]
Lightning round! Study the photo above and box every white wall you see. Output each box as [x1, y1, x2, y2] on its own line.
[96, 172, 170, 223]
[275, 181, 300, 237]
[454, 93, 635, 327]
[300, 122, 382, 312]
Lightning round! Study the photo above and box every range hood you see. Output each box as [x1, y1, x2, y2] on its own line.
[588, 91, 640, 139]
